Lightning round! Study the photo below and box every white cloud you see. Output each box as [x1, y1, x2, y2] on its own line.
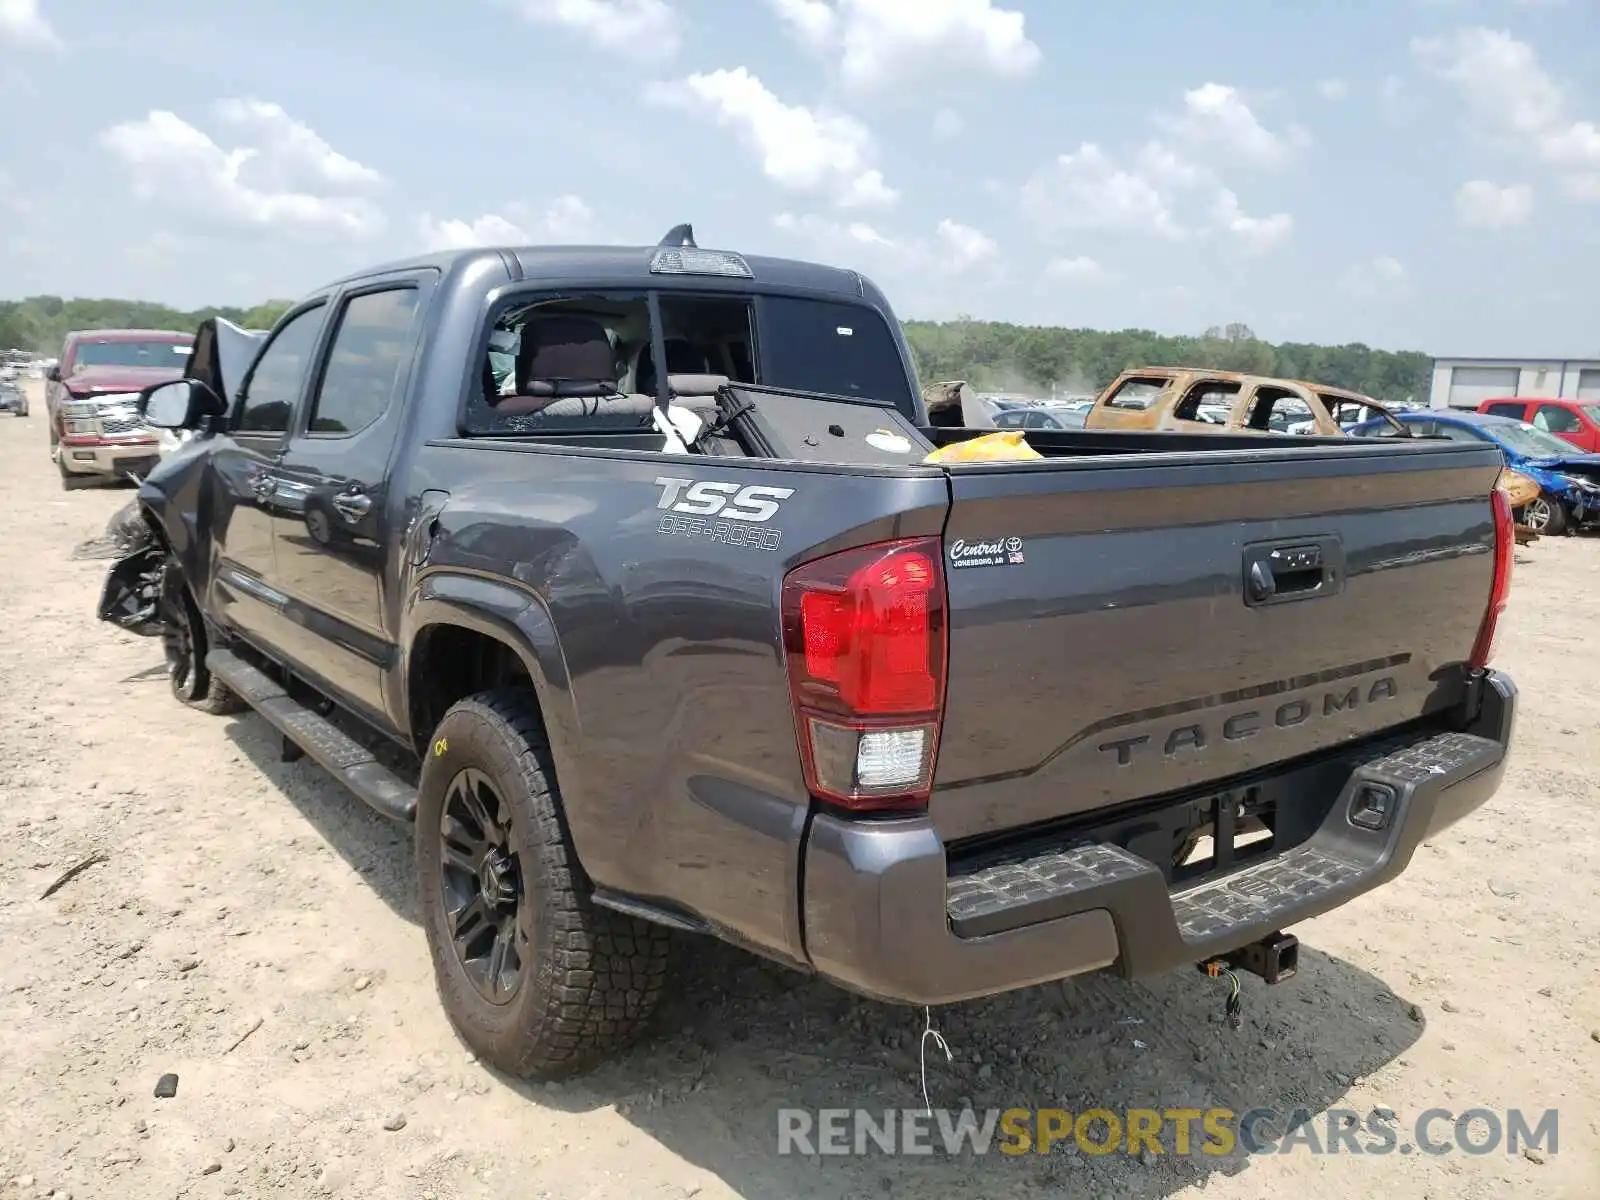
[1022, 80, 1301, 254]
[932, 107, 964, 138]
[1211, 189, 1293, 252]
[1340, 255, 1407, 300]
[1455, 179, 1533, 228]
[772, 211, 998, 279]
[0, 0, 58, 47]
[1158, 82, 1306, 167]
[774, 211, 895, 248]
[769, 0, 835, 46]
[1023, 133, 1294, 254]
[416, 196, 603, 249]
[1414, 26, 1600, 193]
[646, 68, 895, 208]
[1022, 142, 1186, 239]
[100, 100, 386, 238]
[1564, 174, 1600, 200]
[766, 0, 1040, 90]
[1317, 78, 1349, 102]
[1134, 140, 1209, 190]
[935, 218, 997, 266]
[1044, 255, 1111, 283]
[512, 0, 679, 61]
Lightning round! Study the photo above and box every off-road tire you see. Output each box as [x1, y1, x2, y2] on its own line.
[417, 689, 671, 1080]
[160, 557, 246, 715]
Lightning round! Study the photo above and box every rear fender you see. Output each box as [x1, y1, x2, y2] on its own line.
[400, 573, 595, 861]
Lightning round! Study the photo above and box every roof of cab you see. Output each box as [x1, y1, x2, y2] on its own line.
[317, 243, 877, 302]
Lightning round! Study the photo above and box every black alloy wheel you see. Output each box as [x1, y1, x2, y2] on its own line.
[439, 767, 530, 1005]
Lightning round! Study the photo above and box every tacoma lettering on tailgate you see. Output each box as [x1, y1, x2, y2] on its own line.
[1097, 677, 1399, 766]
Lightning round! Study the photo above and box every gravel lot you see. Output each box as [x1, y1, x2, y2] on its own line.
[0, 380, 1595, 1199]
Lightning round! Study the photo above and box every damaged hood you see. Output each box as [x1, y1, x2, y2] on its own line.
[181, 317, 267, 407]
[1525, 454, 1600, 487]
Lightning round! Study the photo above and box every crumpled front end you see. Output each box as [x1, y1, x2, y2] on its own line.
[1532, 466, 1600, 525]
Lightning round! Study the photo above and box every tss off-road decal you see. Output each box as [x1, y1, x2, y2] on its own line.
[653, 476, 794, 550]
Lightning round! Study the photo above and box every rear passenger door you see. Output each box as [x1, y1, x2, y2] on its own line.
[268, 276, 432, 721]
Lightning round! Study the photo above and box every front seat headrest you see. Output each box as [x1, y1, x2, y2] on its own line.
[637, 338, 711, 397]
[513, 316, 618, 399]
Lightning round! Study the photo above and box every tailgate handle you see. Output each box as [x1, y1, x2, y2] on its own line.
[1243, 539, 1343, 607]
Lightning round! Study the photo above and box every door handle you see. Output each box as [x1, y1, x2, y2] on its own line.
[332, 490, 372, 522]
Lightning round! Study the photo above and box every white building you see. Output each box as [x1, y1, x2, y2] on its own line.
[1429, 356, 1600, 409]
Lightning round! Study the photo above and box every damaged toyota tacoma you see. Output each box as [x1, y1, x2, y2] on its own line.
[99, 228, 1518, 1079]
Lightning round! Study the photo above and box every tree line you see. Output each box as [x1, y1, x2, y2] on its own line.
[2, 295, 1432, 404]
[0, 296, 295, 359]
[902, 318, 1432, 404]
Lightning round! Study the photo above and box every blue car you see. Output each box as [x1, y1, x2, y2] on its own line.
[1347, 409, 1600, 535]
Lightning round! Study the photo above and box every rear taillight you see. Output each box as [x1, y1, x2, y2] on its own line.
[1469, 486, 1513, 669]
[781, 537, 947, 812]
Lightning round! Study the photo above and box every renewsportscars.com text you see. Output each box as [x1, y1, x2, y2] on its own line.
[776, 1106, 1559, 1159]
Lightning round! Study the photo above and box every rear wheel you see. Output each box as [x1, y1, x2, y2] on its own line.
[158, 557, 245, 715]
[1521, 493, 1568, 536]
[416, 690, 671, 1079]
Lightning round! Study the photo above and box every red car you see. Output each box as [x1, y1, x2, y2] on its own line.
[1476, 396, 1600, 454]
[46, 329, 195, 488]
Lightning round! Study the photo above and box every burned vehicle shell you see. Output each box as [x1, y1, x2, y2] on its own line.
[1085, 366, 1407, 438]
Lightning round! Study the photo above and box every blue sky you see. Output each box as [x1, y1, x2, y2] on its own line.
[2, 0, 1597, 355]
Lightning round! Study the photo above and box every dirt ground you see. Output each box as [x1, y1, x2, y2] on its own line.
[0, 380, 1595, 1200]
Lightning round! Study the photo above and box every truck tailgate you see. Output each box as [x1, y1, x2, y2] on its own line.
[931, 442, 1502, 844]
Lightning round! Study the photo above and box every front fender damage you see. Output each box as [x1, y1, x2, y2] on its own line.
[97, 545, 167, 637]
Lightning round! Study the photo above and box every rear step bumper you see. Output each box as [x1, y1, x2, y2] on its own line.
[800, 670, 1515, 1006]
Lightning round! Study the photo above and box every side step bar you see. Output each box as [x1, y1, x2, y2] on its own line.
[206, 649, 417, 823]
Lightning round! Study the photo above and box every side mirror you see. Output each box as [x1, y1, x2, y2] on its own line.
[139, 379, 225, 429]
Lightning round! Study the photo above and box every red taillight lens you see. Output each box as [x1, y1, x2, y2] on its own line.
[782, 537, 947, 812]
[1470, 486, 1513, 669]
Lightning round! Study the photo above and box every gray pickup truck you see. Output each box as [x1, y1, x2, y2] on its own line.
[98, 227, 1517, 1079]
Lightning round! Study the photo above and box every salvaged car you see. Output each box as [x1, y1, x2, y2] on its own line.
[0, 372, 26, 417]
[1349, 409, 1600, 536]
[1478, 396, 1600, 455]
[1085, 367, 1408, 438]
[99, 228, 1516, 1079]
[46, 328, 196, 488]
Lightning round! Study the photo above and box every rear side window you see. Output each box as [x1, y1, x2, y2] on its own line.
[1102, 377, 1169, 410]
[1483, 402, 1524, 419]
[307, 288, 422, 436]
[1533, 404, 1581, 434]
[1246, 386, 1314, 432]
[756, 296, 915, 418]
[236, 304, 327, 434]
[1429, 422, 1484, 443]
[1173, 380, 1240, 422]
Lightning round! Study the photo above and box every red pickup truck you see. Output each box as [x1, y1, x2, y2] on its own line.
[1476, 396, 1600, 454]
[47, 328, 195, 488]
